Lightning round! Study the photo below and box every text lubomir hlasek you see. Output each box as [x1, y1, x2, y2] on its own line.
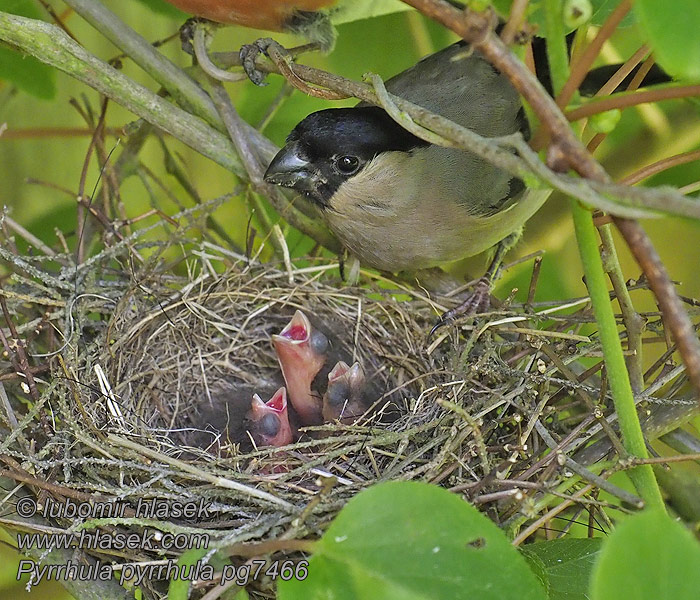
[37, 496, 213, 520]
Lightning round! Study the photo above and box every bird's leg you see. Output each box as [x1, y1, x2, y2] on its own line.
[241, 40, 344, 100]
[240, 7, 334, 86]
[430, 231, 521, 337]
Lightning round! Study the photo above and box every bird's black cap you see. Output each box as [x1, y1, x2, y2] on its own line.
[287, 106, 428, 162]
[265, 107, 428, 207]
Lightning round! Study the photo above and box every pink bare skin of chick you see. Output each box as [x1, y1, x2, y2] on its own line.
[195, 385, 292, 451]
[322, 361, 369, 424]
[248, 387, 293, 447]
[272, 310, 329, 425]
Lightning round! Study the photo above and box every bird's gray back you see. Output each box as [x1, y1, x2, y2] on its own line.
[384, 43, 525, 139]
[383, 44, 526, 216]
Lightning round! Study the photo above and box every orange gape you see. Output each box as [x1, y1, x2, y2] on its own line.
[163, 0, 337, 31]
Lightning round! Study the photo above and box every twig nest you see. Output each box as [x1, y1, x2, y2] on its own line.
[100, 260, 445, 458]
[7, 231, 689, 600]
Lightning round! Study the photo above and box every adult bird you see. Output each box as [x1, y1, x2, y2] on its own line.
[155, 0, 414, 53]
[265, 42, 549, 321]
[263, 40, 668, 325]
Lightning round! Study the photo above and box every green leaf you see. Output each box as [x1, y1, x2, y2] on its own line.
[589, 109, 622, 134]
[523, 538, 604, 600]
[1, 0, 56, 99]
[4, 0, 43, 17]
[279, 481, 547, 600]
[634, 0, 700, 80]
[588, 0, 635, 27]
[167, 548, 209, 600]
[491, 0, 635, 31]
[591, 509, 700, 600]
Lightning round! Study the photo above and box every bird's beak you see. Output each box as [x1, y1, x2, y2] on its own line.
[264, 142, 317, 194]
[249, 387, 293, 447]
[323, 361, 367, 423]
[272, 310, 326, 425]
[331, 361, 364, 387]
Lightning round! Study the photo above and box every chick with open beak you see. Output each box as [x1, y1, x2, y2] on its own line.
[248, 387, 293, 447]
[272, 310, 329, 425]
[195, 384, 293, 451]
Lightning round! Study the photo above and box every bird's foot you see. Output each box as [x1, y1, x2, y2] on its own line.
[429, 276, 492, 338]
[240, 37, 279, 86]
[179, 17, 212, 56]
[240, 39, 326, 90]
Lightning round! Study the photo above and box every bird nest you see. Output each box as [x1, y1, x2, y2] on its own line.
[0, 200, 694, 600]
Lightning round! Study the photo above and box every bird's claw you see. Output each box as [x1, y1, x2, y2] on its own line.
[428, 317, 451, 340]
[179, 17, 210, 56]
[428, 277, 493, 340]
[240, 37, 277, 86]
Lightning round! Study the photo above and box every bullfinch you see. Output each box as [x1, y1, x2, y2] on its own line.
[322, 360, 370, 424]
[155, 0, 416, 52]
[162, 0, 337, 49]
[195, 384, 293, 450]
[264, 42, 545, 278]
[263, 40, 669, 322]
[271, 309, 331, 425]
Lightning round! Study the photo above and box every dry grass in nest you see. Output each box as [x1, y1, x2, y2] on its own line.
[0, 201, 696, 599]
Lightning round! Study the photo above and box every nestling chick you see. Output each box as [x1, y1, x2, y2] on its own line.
[322, 360, 370, 424]
[271, 310, 330, 425]
[194, 384, 292, 451]
[248, 387, 293, 446]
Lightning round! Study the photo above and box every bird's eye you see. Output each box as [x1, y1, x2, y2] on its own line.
[335, 155, 360, 175]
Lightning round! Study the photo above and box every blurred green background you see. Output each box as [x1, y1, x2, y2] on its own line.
[2, 1, 700, 599]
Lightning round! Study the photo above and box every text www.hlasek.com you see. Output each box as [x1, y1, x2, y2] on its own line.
[16, 528, 209, 552]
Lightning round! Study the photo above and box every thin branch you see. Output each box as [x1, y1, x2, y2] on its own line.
[534, 421, 642, 508]
[556, 0, 632, 108]
[567, 85, 700, 122]
[61, 0, 222, 128]
[0, 295, 40, 401]
[622, 149, 700, 186]
[396, 0, 700, 402]
[500, 0, 530, 46]
[0, 126, 122, 139]
[0, 12, 334, 251]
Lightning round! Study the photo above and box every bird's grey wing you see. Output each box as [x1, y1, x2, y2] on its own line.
[387, 43, 527, 217]
[384, 42, 528, 139]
